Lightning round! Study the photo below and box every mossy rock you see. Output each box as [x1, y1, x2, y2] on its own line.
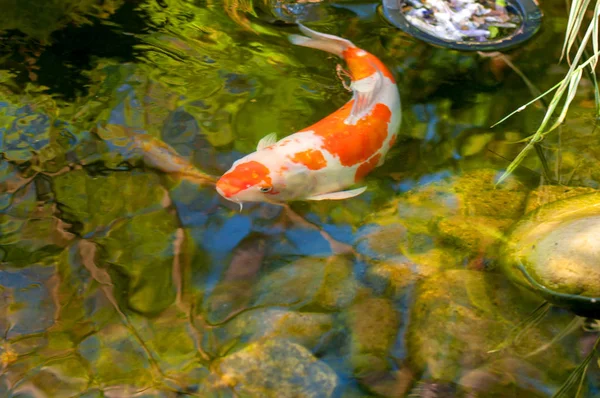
[364, 260, 418, 297]
[405, 270, 575, 382]
[211, 339, 338, 397]
[346, 297, 400, 376]
[500, 192, 600, 318]
[524, 185, 598, 214]
[451, 169, 528, 219]
[358, 168, 528, 268]
[217, 309, 334, 356]
[253, 255, 357, 311]
[435, 215, 513, 256]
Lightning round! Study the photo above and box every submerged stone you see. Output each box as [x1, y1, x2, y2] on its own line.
[524, 185, 598, 214]
[405, 270, 575, 382]
[358, 168, 528, 268]
[500, 192, 600, 318]
[346, 297, 400, 376]
[212, 339, 338, 397]
[218, 308, 334, 355]
[253, 255, 357, 311]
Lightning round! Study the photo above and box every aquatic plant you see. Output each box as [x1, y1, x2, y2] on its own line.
[493, 0, 600, 183]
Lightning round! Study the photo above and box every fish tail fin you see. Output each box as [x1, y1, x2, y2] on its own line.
[288, 23, 355, 57]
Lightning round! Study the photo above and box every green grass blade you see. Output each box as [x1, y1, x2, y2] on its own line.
[562, 0, 592, 63]
[552, 334, 600, 398]
[549, 68, 583, 132]
[487, 301, 551, 353]
[591, 0, 600, 69]
[490, 82, 561, 128]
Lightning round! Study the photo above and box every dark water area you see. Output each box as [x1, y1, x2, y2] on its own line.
[1, 0, 600, 396]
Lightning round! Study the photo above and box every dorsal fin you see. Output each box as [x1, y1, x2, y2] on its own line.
[257, 133, 277, 150]
[346, 68, 383, 124]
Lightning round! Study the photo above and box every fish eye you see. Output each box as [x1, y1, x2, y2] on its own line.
[259, 186, 273, 193]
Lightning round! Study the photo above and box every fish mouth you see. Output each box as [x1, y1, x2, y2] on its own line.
[215, 185, 243, 212]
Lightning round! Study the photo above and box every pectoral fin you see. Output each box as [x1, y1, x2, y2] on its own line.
[306, 186, 367, 201]
[257, 133, 278, 150]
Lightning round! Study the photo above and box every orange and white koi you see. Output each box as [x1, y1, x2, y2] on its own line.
[216, 24, 401, 208]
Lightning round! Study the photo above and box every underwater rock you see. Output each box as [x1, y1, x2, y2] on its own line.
[52, 169, 171, 236]
[405, 269, 575, 382]
[358, 367, 414, 398]
[203, 233, 267, 324]
[0, 265, 57, 338]
[500, 192, 600, 318]
[435, 215, 512, 256]
[451, 168, 527, 219]
[458, 357, 551, 397]
[406, 270, 509, 381]
[0, 180, 74, 266]
[524, 185, 598, 214]
[99, 210, 180, 316]
[346, 297, 400, 376]
[365, 260, 418, 297]
[54, 170, 183, 315]
[11, 356, 89, 397]
[358, 168, 527, 268]
[212, 339, 338, 397]
[218, 308, 334, 355]
[79, 323, 156, 391]
[253, 255, 357, 311]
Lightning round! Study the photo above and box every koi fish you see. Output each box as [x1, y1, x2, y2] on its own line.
[216, 24, 401, 208]
[132, 133, 216, 185]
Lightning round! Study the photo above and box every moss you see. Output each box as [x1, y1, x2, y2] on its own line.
[253, 255, 357, 311]
[435, 215, 512, 255]
[212, 339, 338, 397]
[347, 297, 400, 375]
[220, 309, 334, 355]
[524, 185, 598, 214]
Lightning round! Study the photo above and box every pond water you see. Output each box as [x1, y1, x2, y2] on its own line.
[1, 0, 600, 396]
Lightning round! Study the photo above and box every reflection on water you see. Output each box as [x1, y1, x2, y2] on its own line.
[1, 0, 599, 396]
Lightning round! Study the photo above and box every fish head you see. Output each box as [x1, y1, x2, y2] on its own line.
[216, 158, 282, 206]
[216, 152, 317, 207]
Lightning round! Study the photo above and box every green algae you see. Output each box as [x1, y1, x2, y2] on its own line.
[0, 0, 599, 396]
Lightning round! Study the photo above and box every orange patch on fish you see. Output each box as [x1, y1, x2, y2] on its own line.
[310, 102, 392, 167]
[355, 154, 381, 182]
[216, 160, 271, 197]
[290, 149, 327, 170]
[343, 48, 396, 83]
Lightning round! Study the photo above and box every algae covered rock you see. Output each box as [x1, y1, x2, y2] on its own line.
[524, 185, 598, 214]
[346, 297, 400, 376]
[253, 255, 357, 310]
[0, 162, 75, 266]
[500, 192, 600, 318]
[212, 339, 338, 397]
[405, 269, 575, 383]
[218, 308, 334, 355]
[406, 270, 509, 381]
[357, 168, 528, 265]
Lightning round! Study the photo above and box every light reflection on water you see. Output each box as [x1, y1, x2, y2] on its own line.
[0, 0, 599, 396]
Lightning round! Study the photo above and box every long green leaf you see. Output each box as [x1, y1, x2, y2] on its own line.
[549, 69, 583, 132]
[490, 81, 561, 128]
[562, 0, 592, 63]
[552, 334, 600, 397]
[495, 49, 600, 184]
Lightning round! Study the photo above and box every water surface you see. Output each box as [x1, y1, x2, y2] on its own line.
[1, 0, 599, 396]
